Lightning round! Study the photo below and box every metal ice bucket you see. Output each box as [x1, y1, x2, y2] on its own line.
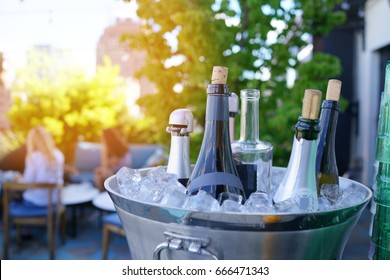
[105, 168, 372, 260]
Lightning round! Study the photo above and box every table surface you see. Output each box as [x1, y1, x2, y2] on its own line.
[92, 191, 115, 212]
[61, 183, 100, 205]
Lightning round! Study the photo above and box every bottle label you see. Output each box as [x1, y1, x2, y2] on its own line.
[236, 164, 257, 198]
[187, 172, 244, 195]
[294, 188, 317, 212]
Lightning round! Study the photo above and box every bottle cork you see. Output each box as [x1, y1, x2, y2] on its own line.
[302, 89, 322, 120]
[326, 79, 342, 101]
[211, 66, 228, 84]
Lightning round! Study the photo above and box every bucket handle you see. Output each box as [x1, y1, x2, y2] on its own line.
[153, 231, 218, 260]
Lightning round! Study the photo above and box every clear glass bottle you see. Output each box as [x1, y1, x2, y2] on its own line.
[316, 79, 342, 194]
[231, 89, 273, 198]
[187, 66, 245, 201]
[273, 89, 322, 212]
[166, 108, 194, 186]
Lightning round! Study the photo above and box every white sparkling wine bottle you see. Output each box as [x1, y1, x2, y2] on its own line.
[273, 89, 322, 212]
[166, 109, 194, 186]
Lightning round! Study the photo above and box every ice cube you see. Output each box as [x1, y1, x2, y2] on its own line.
[152, 180, 187, 202]
[220, 200, 247, 213]
[333, 183, 367, 208]
[146, 166, 166, 180]
[318, 195, 332, 211]
[131, 177, 159, 202]
[217, 192, 243, 205]
[271, 168, 286, 187]
[159, 188, 189, 208]
[186, 190, 220, 212]
[320, 184, 340, 204]
[274, 197, 301, 213]
[245, 192, 275, 213]
[116, 166, 142, 196]
[156, 173, 179, 187]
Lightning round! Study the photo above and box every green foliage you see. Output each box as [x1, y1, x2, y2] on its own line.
[298, 0, 346, 36]
[122, 0, 346, 166]
[121, 0, 233, 148]
[7, 48, 150, 163]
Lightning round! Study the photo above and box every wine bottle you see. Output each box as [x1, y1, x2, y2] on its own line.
[187, 66, 245, 201]
[316, 79, 342, 194]
[273, 89, 322, 212]
[166, 108, 194, 186]
[231, 89, 273, 197]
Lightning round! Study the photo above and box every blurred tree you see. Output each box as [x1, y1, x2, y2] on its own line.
[122, 0, 234, 154]
[6, 48, 140, 163]
[122, 0, 345, 166]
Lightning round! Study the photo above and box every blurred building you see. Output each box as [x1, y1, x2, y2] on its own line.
[325, 0, 390, 185]
[96, 18, 155, 116]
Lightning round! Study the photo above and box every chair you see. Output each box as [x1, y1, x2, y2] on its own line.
[2, 182, 66, 259]
[101, 213, 125, 259]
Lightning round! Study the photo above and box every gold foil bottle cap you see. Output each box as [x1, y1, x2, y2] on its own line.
[211, 66, 228, 84]
[326, 79, 342, 101]
[302, 89, 322, 120]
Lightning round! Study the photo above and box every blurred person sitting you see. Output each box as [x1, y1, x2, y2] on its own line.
[94, 128, 131, 192]
[22, 126, 64, 206]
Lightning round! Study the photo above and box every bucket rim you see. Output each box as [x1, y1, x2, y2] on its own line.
[104, 168, 372, 231]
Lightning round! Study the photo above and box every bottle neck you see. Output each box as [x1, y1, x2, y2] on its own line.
[239, 94, 259, 143]
[295, 116, 320, 141]
[203, 83, 232, 157]
[319, 100, 339, 152]
[205, 84, 230, 122]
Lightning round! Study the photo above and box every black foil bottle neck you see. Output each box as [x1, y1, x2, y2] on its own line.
[295, 117, 320, 141]
[207, 84, 230, 95]
[321, 100, 340, 111]
[319, 100, 339, 140]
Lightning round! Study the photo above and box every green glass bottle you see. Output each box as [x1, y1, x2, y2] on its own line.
[371, 60, 390, 260]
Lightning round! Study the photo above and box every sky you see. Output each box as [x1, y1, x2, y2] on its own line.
[0, 0, 139, 84]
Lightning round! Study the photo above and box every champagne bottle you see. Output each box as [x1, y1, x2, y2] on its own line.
[166, 108, 194, 186]
[187, 66, 245, 201]
[273, 89, 322, 212]
[316, 79, 342, 194]
[231, 89, 273, 197]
